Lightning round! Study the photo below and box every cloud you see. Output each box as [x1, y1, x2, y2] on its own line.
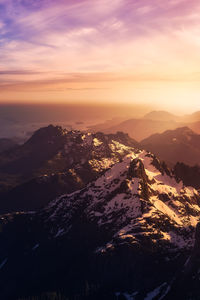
[2, 70, 200, 94]
[0, 70, 43, 75]
[1, 0, 200, 105]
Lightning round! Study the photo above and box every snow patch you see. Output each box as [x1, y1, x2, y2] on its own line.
[32, 243, 39, 250]
[93, 138, 103, 147]
[151, 196, 182, 225]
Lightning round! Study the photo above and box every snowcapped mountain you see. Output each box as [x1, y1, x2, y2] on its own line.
[1, 143, 200, 299]
[43, 149, 200, 251]
[0, 125, 137, 181]
[0, 128, 200, 300]
[0, 125, 138, 212]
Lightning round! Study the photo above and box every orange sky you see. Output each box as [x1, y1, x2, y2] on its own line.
[1, 0, 200, 113]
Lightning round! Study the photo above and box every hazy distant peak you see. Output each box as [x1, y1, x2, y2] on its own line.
[143, 110, 178, 122]
[183, 111, 200, 122]
[171, 126, 194, 135]
[158, 126, 195, 138]
[141, 126, 200, 166]
[141, 126, 196, 143]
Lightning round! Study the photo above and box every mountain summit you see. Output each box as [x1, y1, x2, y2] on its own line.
[143, 110, 178, 122]
[0, 126, 138, 213]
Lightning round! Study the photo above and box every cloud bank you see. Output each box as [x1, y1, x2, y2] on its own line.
[1, 0, 200, 111]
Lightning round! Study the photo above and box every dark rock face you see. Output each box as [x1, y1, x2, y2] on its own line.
[0, 172, 83, 213]
[174, 162, 200, 189]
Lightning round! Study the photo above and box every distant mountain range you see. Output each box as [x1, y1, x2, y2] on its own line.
[88, 110, 200, 141]
[144, 110, 200, 123]
[99, 118, 179, 141]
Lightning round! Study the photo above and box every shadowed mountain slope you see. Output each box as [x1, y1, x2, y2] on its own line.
[141, 127, 200, 166]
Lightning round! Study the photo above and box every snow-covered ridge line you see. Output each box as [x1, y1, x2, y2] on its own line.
[43, 149, 200, 250]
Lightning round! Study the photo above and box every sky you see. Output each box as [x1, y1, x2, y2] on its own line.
[1, 0, 200, 112]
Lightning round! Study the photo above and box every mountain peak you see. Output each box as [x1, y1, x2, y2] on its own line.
[141, 126, 200, 166]
[142, 126, 195, 142]
[172, 126, 193, 133]
[26, 124, 67, 146]
[43, 149, 199, 251]
[144, 110, 178, 122]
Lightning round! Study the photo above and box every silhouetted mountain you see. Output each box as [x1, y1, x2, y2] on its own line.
[0, 125, 66, 177]
[141, 127, 200, 166]
[0, 149, 199, 299]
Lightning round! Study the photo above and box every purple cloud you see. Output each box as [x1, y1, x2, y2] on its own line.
[1, 0, 198, 46]
[1, 0, 200, 88]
